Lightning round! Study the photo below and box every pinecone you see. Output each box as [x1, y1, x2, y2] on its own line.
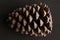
[7, 3, 52, 37]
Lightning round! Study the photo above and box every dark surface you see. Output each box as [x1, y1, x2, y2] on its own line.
[0, 0, 60, 40]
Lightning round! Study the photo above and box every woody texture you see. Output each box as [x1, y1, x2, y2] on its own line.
[6, 3, 53, 37]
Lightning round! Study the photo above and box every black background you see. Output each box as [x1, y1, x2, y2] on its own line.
[0, 0, 60, 40]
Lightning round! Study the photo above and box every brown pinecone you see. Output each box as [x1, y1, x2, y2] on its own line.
[7, 3, 53, 37]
